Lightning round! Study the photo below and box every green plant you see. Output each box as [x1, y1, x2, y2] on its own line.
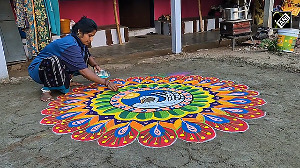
[260, 38, 279, 52]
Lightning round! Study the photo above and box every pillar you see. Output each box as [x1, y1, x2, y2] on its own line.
[0, 36, 9, 80]
[171, 0, 182, 54]
[263, 0, 274, 28]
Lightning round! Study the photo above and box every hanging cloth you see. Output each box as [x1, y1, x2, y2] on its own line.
[44, 0, 61, 35]
[13, 0, 28, 28]
[14, 0, 52, 58]
[33, 0, 52, 51]
[22, 0, 38, 58]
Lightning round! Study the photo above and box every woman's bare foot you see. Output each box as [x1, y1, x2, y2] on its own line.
[41, 92, 54, 102]
[70, 81, 84, 87]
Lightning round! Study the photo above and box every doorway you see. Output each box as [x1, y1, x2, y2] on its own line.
[119, 0, 154, 29]
[0, 0, 26, 63]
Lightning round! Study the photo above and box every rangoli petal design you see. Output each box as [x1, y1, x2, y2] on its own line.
[40, 75, 266, 148]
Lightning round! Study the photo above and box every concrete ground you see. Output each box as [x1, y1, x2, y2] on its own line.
[0, 32, 299, 168]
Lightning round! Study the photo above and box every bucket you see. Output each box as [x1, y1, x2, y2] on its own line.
[277, 28, 299, 52]
[60, 19, 71, 34]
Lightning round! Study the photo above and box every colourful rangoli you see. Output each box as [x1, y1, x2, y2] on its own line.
[40, 75, 266, 148]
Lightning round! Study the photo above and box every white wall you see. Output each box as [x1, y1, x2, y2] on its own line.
[91, 30, 107, 47]
[0, 36, 9, 80]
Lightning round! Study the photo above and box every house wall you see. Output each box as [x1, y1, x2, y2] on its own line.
[59, 0, 223, 26]
[182, 0, 199, 18]
[154, 0, 170, 20]
[59, 0, 118, 26]
[154, 0, 223, 20]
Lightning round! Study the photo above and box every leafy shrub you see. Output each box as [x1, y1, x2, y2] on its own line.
[259, 38, 279, 52]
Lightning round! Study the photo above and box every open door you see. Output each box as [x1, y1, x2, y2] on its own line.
[0, 0, 26, 63]
[119, 0, 154, 28]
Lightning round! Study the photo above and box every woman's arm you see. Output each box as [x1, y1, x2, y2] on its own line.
[79, 68, 118, 91]
[87, 56, 101, 72]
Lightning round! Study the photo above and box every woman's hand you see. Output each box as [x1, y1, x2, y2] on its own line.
[79, 68, 117, 91]
[93, 65, 102, 73]
[105, 80, 118, 91]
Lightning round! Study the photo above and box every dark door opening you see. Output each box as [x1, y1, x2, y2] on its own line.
[119, 0, 154, 29]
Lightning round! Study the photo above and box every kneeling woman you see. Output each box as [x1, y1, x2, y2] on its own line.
[28, 16, 118, 101]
